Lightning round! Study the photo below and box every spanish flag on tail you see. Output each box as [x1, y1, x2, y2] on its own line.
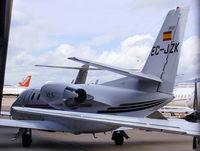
[163, 31, 172, 41]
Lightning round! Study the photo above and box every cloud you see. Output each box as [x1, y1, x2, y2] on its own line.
[85, 35, 118, 47]
[6, 33, 199, 87]
[97, 34, 153, 69]
[178, 36, 200, 75]
[9, 0, 58, 53]
[5, 0, 199, 87]
[5, 34, 153, 86]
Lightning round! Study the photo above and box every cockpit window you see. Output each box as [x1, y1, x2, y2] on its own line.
[37, 94, 40, 100]
[31, 93, 35, 100]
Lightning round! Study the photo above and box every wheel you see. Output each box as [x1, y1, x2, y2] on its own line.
[112, 132, 124, 145]
[193, 136, 197, 149]
[193, 136, 200, 149]
[22, 132, 32, 147]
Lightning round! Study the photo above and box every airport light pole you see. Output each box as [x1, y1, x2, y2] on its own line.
[0, 0, 13, 111]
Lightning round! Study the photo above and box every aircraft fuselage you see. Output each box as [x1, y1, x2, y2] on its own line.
[10, 83, 172, 134]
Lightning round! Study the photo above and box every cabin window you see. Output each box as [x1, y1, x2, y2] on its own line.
[37, 94, 40, 100]
[31, 93, 35, 100]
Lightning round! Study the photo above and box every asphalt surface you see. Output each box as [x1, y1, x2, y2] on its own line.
[0, 97, 194, 151]
[0, 127, 193, 151]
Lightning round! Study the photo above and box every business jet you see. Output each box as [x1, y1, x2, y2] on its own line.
[172, 85, 194, 108]
[160, 79, 200, 116]
[0, 7, 199, 149]
[160, 83, 194, 114]
[171, 79, 200, 109]
[3, 75, 32, 96]
[35, 64, 102, 84]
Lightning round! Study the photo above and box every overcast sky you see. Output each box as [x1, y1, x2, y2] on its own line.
[5, 0, 200, 88]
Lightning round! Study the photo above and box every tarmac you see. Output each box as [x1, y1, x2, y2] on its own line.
[0, 96, 194, 151]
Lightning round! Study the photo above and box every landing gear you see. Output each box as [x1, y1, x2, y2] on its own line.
[112, 131, 129, 145]
[22, 129, 32, 147]
[193, 136, 200, 151]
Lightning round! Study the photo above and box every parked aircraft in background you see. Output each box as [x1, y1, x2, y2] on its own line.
[3, 75, 32, 96]
[35, 64, 140, 85]
[35, 64, 101, 84]
[161, 79, 200, 115]
[172, 84, 194, 108]
[0, 7, 199, 150]
[160, 86, 193, 115]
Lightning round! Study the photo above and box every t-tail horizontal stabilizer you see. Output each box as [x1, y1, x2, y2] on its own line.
[68, 57, 162, 83]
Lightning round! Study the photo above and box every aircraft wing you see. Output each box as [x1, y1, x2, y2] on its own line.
[68, 57, 162, 83]
[13, 107, 200, 136]
[35, 64, 102, 70]
[0, 118, 70, 132]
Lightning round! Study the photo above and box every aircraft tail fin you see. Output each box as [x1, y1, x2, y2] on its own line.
[74, 65, 89, 84]
[35, 64, 96, 84]
[142, 7, 189, 94]
[18, 75, 32, 87]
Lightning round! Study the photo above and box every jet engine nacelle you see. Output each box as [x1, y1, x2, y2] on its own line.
[40, 82, 87, 108]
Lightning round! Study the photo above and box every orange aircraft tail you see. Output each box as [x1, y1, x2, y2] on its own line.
[18, 75, 32, 87]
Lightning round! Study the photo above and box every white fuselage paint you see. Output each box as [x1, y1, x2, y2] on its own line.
[3, 86, 26, 95]
[166, 86, 194, 108]
[4, 7, 189, 137]
[11, 83, 172, 134]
